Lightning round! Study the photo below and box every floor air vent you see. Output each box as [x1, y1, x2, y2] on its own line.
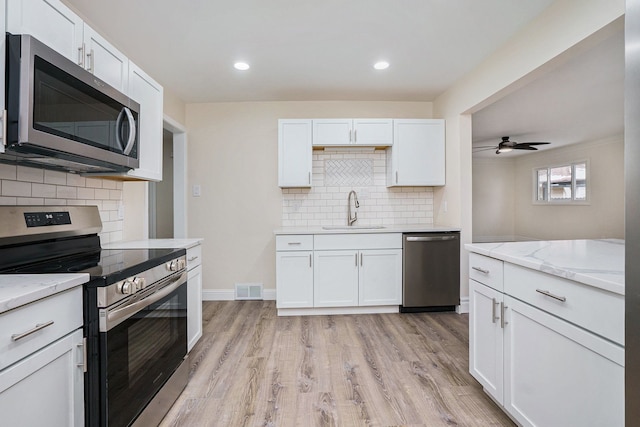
[235, 283, 263, 300]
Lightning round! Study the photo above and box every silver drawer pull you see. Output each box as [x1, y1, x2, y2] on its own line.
[287, 242, 302, 245]
[12, 321, 55, 341]
[536, 289, 567, 302]
[188, 256, 199, 262]
[472, 266, 490, 274]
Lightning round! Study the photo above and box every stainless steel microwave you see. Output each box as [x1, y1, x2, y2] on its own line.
[2, 33, 140, 173]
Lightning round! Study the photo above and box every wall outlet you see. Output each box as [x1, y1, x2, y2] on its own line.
[117, 204, 125, 220]
[192, 184, 201, 197]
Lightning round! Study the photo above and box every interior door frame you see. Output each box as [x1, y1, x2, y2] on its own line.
[163, 115, 188, 238]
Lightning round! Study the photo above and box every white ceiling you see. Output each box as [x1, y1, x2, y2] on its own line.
[471, 28, 624, 158]
[62, 0, 555, 103]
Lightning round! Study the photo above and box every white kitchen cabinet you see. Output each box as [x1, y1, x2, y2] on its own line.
[504, 295, 624, 427]
[7, 0, 83, 63]
[82, 25, 129, 93]
[314, 250, 359, 307]
[278, 119, 312, 188]
[312, 119, 393, 147]
[468, 252, 625, 427]
[358, 249, 402, 305]
[186, 244, 203, 352]
[124, 61, 164, 181]
[276, 235, 314, 308]
[0, 329, 84, 427]
[469, 279, 504, 404]
[0, 285, 84, 426]
[387, 119, 445, 186]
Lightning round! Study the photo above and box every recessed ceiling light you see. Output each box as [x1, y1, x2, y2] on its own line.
[234, 62, 250, 71]
[373, 61, 390, 70]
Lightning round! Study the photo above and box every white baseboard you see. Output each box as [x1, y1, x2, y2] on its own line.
[278, 305, 399, 317]
[457, 297, 469, 314]
[202, 289, 276, 301]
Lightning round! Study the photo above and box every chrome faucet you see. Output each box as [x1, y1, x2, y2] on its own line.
[347, 190, 359, 226]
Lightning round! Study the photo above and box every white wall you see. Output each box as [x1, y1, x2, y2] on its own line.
[185, 101, 432, 294]
[472, 136, 624, 242]
[434, 0, 624, 300]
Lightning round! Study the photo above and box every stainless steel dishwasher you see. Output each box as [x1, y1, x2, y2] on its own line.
[401, 232, 460, 312]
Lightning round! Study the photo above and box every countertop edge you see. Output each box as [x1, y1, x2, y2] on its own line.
[274, 226, 461, 235]
[0, 274, 90, 314]
[104, 238, 204, 250]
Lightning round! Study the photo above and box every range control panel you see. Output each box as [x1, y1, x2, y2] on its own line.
[24, 211, 72, 227]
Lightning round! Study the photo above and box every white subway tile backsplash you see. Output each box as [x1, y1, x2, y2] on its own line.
[282, 150, 434, 227]
[0, 168, 124, 244]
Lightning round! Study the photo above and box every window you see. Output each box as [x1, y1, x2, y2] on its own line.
[535, 161, 588, 203]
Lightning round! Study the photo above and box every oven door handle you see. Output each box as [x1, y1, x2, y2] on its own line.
[104, 271, 187, 331]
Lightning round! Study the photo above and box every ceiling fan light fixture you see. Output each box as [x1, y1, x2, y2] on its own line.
[497, 147, 513, 153]
[234, 62, 250, 71]
[373, 61, 390, 70]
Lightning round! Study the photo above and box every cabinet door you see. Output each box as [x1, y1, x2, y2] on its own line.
[83, 25, 129, 93]
[358, 249, 402, 305]
[126, 61, 164, 181]
[503, 296, 624, 427]
[187, 264, 203, 352]
[0, 329, 84, 426]
[312, 119, 352, 146]
[388, 119, 445, 186]
[278, 120, 312, 188]
[313, 250, 359, 307]
[6, 0, 83, 63]
[469, 279, 504, 404]
[276, 251, 314, 308]
[353, 119, 393, 146]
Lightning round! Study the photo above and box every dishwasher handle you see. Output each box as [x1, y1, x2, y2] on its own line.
[405, 235, 457, 242]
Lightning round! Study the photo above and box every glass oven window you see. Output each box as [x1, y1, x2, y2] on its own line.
[33, 56, 138, 158]
[104, 283, 186, 426]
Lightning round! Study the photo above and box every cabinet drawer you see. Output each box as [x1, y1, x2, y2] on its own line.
[469, 253, 504, 291]
[0, 286, 83, 370]
[186, 244, 202, 269]
[314, 233, 402, 250]
[276, 235, 313, 251]
[504, 263, 624, 345]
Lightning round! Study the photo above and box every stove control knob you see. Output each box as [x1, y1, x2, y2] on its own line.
[167, 261, 179, 271]
[119, 280, 135, 295]
[133, 277, 146, 290]
[178, 259, 186, 270]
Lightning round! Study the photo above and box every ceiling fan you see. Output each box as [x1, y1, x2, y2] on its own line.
[474, 136, 551, 154]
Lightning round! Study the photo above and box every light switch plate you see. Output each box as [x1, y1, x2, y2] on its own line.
[192, 184, 201, 197]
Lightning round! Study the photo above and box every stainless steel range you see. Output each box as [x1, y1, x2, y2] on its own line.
[0, 206, 189, 427]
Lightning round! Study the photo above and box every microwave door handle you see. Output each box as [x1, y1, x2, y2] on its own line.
[115, 108, 126, 151]
[122, 107, 137, 156]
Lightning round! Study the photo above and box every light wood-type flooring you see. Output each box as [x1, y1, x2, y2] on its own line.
[160, 301, 514, 427]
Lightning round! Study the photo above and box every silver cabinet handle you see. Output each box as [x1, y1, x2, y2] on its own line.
[355, 253, 358, 266]
[188, 256, 199, 262]
[406, 236, 457, 242]
[287, 242, 302, 245]
[309, 254, 312, 267]
[395, 171, 398, 183]
[354, 129, 357, 143]
[77, 44, 85, 67]
[472, 266, 490, 274]
[536, 289, 566, 302]
[77, 337, 87, 373]
[12, 320, 55, 341]
[500, 302, 508, 328]
[491, 298, 497, 323]
[87, 48, 95, 72]
[349, 129, 352, 142]
[360, 252, 363, 266]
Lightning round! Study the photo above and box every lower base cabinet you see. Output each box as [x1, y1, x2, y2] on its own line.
[0, 329, 84, 426]
[276, 250, 314, 308]
[187, 264, 203, 352]
[504, 296, 624, 427]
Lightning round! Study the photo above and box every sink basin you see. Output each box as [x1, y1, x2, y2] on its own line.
[322, 225, 386, 230]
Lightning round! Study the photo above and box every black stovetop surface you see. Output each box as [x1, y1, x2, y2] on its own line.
[2, 247, 186, 286]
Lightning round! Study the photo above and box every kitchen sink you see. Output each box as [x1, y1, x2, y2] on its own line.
[321, 225, 386, 230]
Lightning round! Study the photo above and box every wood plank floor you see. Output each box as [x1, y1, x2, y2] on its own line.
[160, 301, 514, 427]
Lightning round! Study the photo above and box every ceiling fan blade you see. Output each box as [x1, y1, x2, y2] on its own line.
[517, 142, 550, 146]
[472, 146, 498, 151]
[513, 146, 538, 150]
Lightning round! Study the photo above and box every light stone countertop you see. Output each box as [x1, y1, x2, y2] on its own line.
[274, 225, 460, 235]
[0, 274, 90, 314]
[465, 239, 624, 295]
[104, 238, 204, 250]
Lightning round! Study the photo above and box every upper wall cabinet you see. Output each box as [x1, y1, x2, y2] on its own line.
[125, 62, 164, 181]
[312, 119, 393, 147]
[278, 119, 312, 188]
[386, 119, 445, 187]
[7, 0, 129, 93]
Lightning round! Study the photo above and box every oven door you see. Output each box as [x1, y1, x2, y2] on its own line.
[99, 272, 187, 426]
